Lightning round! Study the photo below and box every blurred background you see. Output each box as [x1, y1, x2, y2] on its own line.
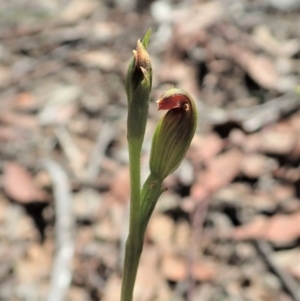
[1, 0, 300, 300]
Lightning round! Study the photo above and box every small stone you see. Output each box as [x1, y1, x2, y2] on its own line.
[260, 130, 297, 155]
[150, 1, 172, 23]
[73, 189, 101, 221]
[241, 154, 274, 178]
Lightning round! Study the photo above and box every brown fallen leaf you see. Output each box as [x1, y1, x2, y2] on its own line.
[190, 133, 224, 164]
[253, 26, 282, 56]
[161, 253, 216, 282]
[13, 92, 39, 112]
[242, 132, 262, 153]
[161, 254, 186, 281]
[272, 249, 300, 281]
[135, 246, 161, 301]
[191, 149, 243, 202]
[272, 184, 295, 203]
[16, 243, 52, 284]
[59, 0, 99, 24]
[198, 149, 243, 192]
[74, 50, 116, 71]
[67, 287, 90, 301]
[157, 59, 199, 97]
[190, 183, 210, 202]
[3, 161, 48, 203]
[101, 274, 121, 301]
[289, 135, 300, 160]
[0, 111, 38, 129]
[232, 211, 300, 244]
[109, 167, 130, 204]
[0, 66, 11, 88]
[289, 262, 300, 281]
[240, 154, 270, 178]
[229, 129, 246, 148]
[260, 130, 297, 155]
[192, 261, 217, 282]
[174, 1, 224, 51]
[0, 126, 20, 142]
[147, 214, 175, 252]
[231, 45, 280, 91]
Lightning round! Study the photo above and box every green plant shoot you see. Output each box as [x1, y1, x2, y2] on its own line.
[121, 30, 197, 301]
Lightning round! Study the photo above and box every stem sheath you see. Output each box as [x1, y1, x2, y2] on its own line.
[140, 173, 163, 238]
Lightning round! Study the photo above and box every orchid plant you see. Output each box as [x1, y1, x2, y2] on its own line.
[121, 29, 197, 301]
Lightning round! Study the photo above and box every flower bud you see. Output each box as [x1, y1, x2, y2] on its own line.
[149, 88, 197, 179]
[125, 30, 152, 104]
[126, 29, 152, 140]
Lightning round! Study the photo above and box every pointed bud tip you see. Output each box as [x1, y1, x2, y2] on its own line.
[136, 40, 151, 71]
[125, 34, 152, 104]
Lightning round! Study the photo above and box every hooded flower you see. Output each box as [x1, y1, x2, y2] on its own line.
[149, 87, 197, 179]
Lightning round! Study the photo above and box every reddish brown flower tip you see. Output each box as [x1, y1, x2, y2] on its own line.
[125, 35, 152, 105]
[133, 40, 151, 72]
[156, 88, 191, 111]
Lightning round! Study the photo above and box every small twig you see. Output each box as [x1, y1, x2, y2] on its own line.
[85, 122, 114, 183]
[85, 121, 125, 271]
[41, 159, 75, 301]
[255, 240, 300, 301]
[232, 92, 300, 132]
[227, 195, 300, 301]
[201, 92, 300, 132]
[55, 126, 86, 179]
[187, 198, 210, 301]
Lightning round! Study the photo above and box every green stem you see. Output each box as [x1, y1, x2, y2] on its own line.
[128, 138, 142, 243]
[121, 235, 143, 301]
[121, 171, 163, 301]
[121, 138, 142, 301]
[140, 173, 164, 238]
